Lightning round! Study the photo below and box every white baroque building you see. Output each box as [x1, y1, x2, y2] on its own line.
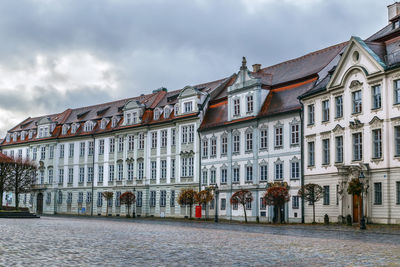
[300, 3, 400, 224]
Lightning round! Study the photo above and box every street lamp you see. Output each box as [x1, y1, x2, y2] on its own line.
[214, 184, 219, 223]
[359, 171, 366, 230]
[133, 187, 136, 218]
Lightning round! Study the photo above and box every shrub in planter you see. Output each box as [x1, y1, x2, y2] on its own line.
[324, 214, 329, 225]
[346, 214, 352, 226]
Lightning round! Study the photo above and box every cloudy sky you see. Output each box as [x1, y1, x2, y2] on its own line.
[0, 0, 393, 136]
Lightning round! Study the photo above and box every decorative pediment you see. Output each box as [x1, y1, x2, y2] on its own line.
[180, 150, 195, 156]
[349, 119, 364, 129]
[37, 117, 53, 125]
[391, 116, 400, 126]
[126, 157, 135, 163]
[228, 57, 261, 93]
[123, 100, 145, 111]
[369, 116, 383, 127]
[349, 80, 363, 90]
[290, 156, 299, 163]
[332, 124, 345, 133]
[259, 159, 267, 165]
[178, 86, 201, 98]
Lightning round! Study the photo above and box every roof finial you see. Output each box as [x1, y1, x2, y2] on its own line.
[241, 56, 247, 70]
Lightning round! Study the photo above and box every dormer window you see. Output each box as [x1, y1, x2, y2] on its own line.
[6, 133, 10, 142]
[21, 131, 26, 141]
[233, 99, 240, 116]
[126, 113, 132, 125]
[132, 112, 138, 124]
[71, 123, 79, 134]
[154, 108, 161, 120]
[164, 106, 171, 119]
[50, 123, 56, 132]
[393, 19, 400, 29]
[28, 131, 34, 139]
[100, 118, 109, 129]
[247, 95, 254, 113]
[111, 116, 119, 128]
[84, 121, 95, 132]
[62, 124, 70, 135]
[174, 103, 179, 116]
[184, 102, 193, 113]
[38, 126, 49, 138]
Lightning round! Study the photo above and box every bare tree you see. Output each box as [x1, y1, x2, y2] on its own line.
[298, 183, 323, 223]
[0, 153, 13, 208]
[177, 188, 198, 219]
[102, 191, 114, 216]
[8, 158, 37, 209]
[120, 191, 136, 218]
[230, 189, 253, 223]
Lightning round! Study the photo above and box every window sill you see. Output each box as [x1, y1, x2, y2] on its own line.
[307, 123, 315, 127]
[371, 107, 382, 111]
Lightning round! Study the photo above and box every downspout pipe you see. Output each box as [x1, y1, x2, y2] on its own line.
[300, 103, 305, 224]
[91, 134, 95, 216]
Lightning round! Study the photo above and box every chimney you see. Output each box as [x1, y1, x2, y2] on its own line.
[252, 63, 262, 72]
[388, 2, 400, 22]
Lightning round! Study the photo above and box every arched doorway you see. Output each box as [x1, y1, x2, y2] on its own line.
[37, 193, 43, 215]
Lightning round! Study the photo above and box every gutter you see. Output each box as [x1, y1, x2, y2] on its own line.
[300, 102, 305, 224]
[91, 134, 95, 216]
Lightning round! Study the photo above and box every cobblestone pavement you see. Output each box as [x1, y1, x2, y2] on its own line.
[1, 217, 399, 266]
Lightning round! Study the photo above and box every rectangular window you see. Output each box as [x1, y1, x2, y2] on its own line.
[233, 99, 240, 116]
[150, 191, 156, 207]
[69, 143, 74, 158]
[161, 160, 167, 179]
[275, 163, 283, 180]
[260, 165, 268, 181]
[151, 132, 157, 148]
[396, 182, 400, 205]
[117, 164, 123, 181]
[160, 190, 166, 207]
[78, 192, 83, 204]
[80, 142, 85, 157]
[308, 142, 315, 166]
[246, 132, 253, 151]
[335, 136, 343, 163]
[210, 170, 216, 184]
[323, 186, 330, 205]
[308, 104, 315, 125]
[116, 191, 121, 207]
[372, 129, 382, 159]
[322, 100, 330, 122]
[292, 196, 299, 209]
[352, 90, 362, 114]
[372, 85, 381, 109]
[79, 167, 84, 183]
[221, 169, 227, 184]
[97, 192, 103, 207]
[40, 147, 46, 160]
[394, 79, 400, 105]
[247, 95, 253, 113]
[188, 125, 194, 143]
[170, 190, 175, 207]
[137, 162, 144, 180]
[291, 124, 299, 145]
[275, 127, 283, 147]
[109, 138, 115, 153]
[260, 197, 266, 210]
[127, 163, 134, 180]
[171, 129, 176, 146]
[233, 134, 240, 153]
[322, 139, 330, 165]
[233, 202, 238, 210]
[97, 139, 104, 155]
[202, 170, 208, 185]
[170, 159, 175, 179]
[246, 198, 252, 210]
[88, 141, 94, 156]
[97, 166, 103, 183]
[246, 166, 253, 182]
[202, 139, 208, 158]
[138, 133, 144, 149]
[291, 162, 299, 179]
[67, 192, 73, 204]
[353, 132, 362, 161]
[182, 126, 188, 144]
[211, 138, 217, 157]
[221, 199, 226, 210]
[260, 129, 268, 149]
[221, 136, 227, 155]
[151, 161, 157, 179]
[127, 135, 134, 151]
[396, 126, 400, 156]
[68, 168, 74, 184]
[48, 169, 53, 184]
[109, 165, 114, 181]
[184, 102, 193, 113]
[136, 191, 143, 207]
[335, 95, 343, 118]
[59, 144, 64, 158]
[374, 183, 382, 205]
[118, 137, 124, 152]
[88, 167, 94, 182]
[233, 167, 240, 183]
[58, 169, 64, 184]
[161, 130, 167, 147]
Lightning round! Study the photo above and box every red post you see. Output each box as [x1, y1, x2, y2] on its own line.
[195, 205, 202, 218]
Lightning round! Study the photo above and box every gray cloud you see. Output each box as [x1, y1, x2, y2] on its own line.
[0, 0, 393, 136]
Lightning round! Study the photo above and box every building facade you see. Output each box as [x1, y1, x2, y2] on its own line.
[300, 4, 400, 224]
